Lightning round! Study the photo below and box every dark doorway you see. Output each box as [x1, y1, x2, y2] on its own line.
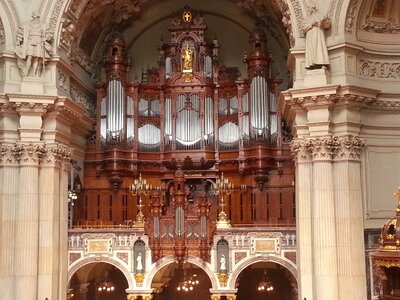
[152, 262, 212, 300]
[236, 262, 297, 300]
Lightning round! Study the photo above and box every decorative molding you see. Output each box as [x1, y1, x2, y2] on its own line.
[0, 19, 4, 46]
[288, 0, 305, 38]
[59, 18, 77, 55]
[70, 47, 95, 75]
[57, 69, 70, 94]
[70, 83, 95, 115]
[362, 19, 400, 34]
[359, 59, 400, 79]
[47, 0, 64, 34]
[345, 0, 361, 34]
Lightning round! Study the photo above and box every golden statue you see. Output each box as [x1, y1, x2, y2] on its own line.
[181, 45, 193, 72]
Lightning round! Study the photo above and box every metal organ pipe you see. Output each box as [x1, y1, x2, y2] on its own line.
[106, 80, 126, 139]
[250, 76, 269, 133]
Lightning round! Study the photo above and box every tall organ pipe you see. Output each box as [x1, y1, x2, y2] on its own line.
[250, 76, 269, 132]
[107, 79, 126, 137]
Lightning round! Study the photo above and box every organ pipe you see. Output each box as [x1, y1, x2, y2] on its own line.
[250, 76, 269, 132]
[106, 79, 126, 137]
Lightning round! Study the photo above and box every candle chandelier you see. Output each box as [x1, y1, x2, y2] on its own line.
[176, 272, 199, 292]
[97, 272, 115, 293]
[129, 173, 154, 227]
[213, 172, 233, 228]
[257, 271, 274, 292]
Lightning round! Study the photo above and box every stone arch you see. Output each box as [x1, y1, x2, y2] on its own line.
[228, 255, 297, 290]
[144, 255, 219, 290]
[0, 0, 20, 50]
[68, 256, 135, 290]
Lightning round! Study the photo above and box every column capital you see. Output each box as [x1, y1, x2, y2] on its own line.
[334, 135, 365, 161]
[0, 144, 19, 165]
[12, 142, 46, 165]
[292, 136, 342, 162]
[42, 143, 73, 167]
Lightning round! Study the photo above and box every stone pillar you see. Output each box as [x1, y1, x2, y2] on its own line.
[0, 145, 19, 300]
[14, 143, 46, 300]
[37, 144, 72, 300]
[309, 137, 338, 300]
[291, 140, 314, 300]
[334, 136, 367, 300]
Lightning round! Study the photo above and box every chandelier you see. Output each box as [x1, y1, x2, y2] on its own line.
[129, 173, 155, 227]
[257, 271, 274, 292]
[97, 271, 115, 293]
[213, 172, 233, 228]
[176, 273, 199, 292]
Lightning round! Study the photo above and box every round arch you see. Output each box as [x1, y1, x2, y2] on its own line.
[228, 255, 297, 290]
[144, 255, 219, 290]
[68, 256, 135, 290]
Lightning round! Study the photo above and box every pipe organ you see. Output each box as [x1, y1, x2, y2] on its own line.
[80, 7, 294, 262]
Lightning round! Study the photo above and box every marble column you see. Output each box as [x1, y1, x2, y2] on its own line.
[0, 145, 19, 300]
[37, 144, 72, 300]
[14, 143, 46, 300]
[291, 140, 314, 300]
[334, 136, 367, 300]
[309, 137, 338, 300]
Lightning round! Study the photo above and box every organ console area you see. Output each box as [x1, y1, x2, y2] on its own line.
[75, 6, 295, 260]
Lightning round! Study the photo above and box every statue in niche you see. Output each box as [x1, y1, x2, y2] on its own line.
[15, 11, 53, 77]
[219, 254, 226, 272]
[181, 45, 193, 72]
[302, 1, 331, 70]
[136, 252, 143, 273]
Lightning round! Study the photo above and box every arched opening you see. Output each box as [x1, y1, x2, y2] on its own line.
[68, 262, 129, 300]
[235, 261, 297, 300]
[151, 262, 212, 300]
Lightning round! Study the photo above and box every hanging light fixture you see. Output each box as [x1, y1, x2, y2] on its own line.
[176, 264, 200, 292]
[257, 270, 274, 292]
[97, 272, 115, 293]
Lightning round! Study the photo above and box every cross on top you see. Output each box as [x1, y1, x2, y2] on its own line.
[183, 11, 192, 22]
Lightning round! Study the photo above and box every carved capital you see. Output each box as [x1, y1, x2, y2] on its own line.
[335, 136, 365, 161]
[291, 136, 339, 162]
[0, 144, 19, 165]
[43, 143, 73, 167]
[13, 143, 47, 165]
[290, 139, 312, 163]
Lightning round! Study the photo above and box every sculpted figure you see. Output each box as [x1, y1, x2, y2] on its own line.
[181, 45, 193, 72]
[302, 2, 331, 69]
[15, 11, 53, 77]
[220, 254, 226, 271]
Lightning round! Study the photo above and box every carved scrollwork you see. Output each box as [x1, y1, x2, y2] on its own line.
[359, 59, 400, 79]
[43, 143, 73, 167]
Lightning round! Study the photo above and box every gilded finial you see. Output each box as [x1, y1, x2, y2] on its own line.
[394, 186, 400, 215]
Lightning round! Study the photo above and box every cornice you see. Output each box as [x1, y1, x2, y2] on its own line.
[283, 85, 400, 112]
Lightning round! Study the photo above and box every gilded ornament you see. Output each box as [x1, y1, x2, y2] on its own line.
[134, 273, 145, 287]
[217, 273, 229, 287]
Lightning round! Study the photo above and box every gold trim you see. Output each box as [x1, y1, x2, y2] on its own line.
[134, 273, 145, 287]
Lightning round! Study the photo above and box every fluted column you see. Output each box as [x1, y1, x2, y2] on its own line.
[309, 137, 338, 300]
[13, 143, 46, 300]
[334, 136, 367, 300]
[291, 140, 314, 300]
[37, 144, 72, 300]
[0, 145, 19, 300]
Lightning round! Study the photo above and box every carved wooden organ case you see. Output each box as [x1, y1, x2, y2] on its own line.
[79, 7, 295, 263]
